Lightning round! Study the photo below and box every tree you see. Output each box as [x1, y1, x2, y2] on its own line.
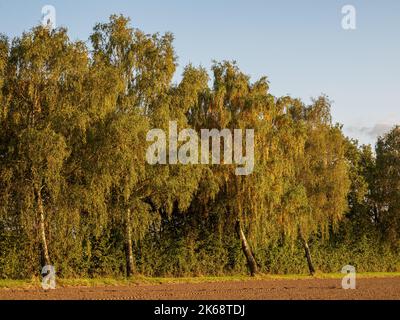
[1, 26, 90, 271]
[374, 126, 400, 246]
[289, 96, 351, 274]
[0, 34, 7, 120]
[89, 15, 203, 276]
[186, 61, 287, 276]
[0, 15, 396, 279]
[343, 139, 372, 238]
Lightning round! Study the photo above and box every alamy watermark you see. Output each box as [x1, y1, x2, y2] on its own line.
[146, 121, 255, 176]
[341, 5, 356, 30]
[41, 265, 56, 290]
[41, 5, 56, 30]
[35, 4, 358, 177]
[341, 265, 356, 289]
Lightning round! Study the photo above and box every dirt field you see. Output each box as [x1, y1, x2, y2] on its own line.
[1, 277, 399, 300]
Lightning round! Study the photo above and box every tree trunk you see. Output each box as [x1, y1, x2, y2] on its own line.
[125, 208, 135, 277]
[300, 235, 315, 276]
[236, 220, 258, 276]
[37, 189, 50, 267]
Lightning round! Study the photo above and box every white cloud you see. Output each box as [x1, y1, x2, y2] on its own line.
[345, 123, 398, 146]
[349, 123, 395, 138]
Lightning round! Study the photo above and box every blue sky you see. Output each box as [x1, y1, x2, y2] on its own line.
[0, 0, 399, 145]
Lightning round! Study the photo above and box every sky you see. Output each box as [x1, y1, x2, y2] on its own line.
[0, 0, 399, 146]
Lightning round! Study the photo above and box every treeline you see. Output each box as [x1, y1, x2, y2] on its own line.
[0, 16, 399, 279]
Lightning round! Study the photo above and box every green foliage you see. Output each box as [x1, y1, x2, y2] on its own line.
[0, 16, 398, 279]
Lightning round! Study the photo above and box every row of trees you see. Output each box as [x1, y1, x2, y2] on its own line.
[0, 16, 399, 278]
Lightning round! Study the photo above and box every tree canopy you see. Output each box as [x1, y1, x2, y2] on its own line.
[0, 16, 398, 278]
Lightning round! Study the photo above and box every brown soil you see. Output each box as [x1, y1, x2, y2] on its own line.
[1, 277, 399, 300]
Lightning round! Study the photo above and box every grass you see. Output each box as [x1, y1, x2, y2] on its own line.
[1, 272, 400, 290]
